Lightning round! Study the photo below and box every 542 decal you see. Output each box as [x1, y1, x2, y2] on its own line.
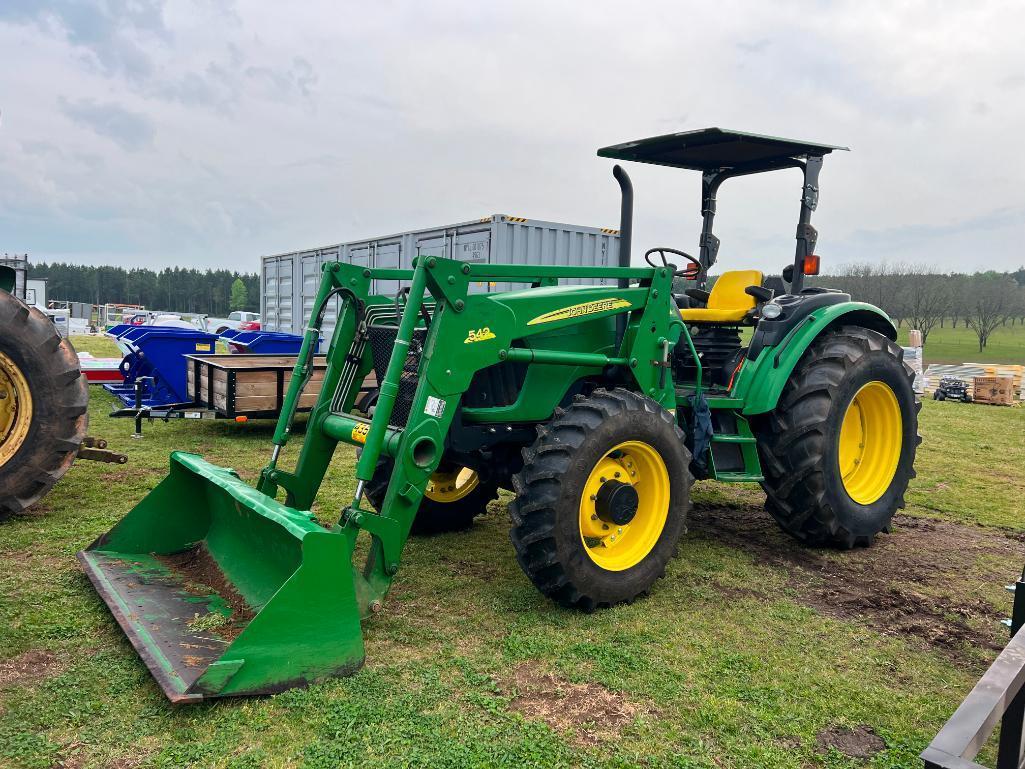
[464, 326, 496, 344]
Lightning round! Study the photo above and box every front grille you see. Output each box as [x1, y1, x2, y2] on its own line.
[366, 325, 427, 429]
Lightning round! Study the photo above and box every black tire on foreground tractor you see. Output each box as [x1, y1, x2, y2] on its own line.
[0, 291, 89, 520]
[509, 388, 691, 610]
[365, 457, 500, 535]
[756, 325, 920, 548]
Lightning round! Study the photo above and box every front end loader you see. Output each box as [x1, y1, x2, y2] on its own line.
[80, 128, 920, 701]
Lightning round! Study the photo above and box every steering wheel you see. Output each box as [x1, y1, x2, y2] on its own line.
[644, 247, 701, 278]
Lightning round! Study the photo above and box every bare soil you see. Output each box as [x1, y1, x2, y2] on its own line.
[0, 649, 66, 687]
[689, 503, 1022, 659]
[158, 545, 255, 641]
[815, 724, 886, 759]
[499, 661, 646, 745]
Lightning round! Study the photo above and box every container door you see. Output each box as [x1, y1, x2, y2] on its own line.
[372, 242, 402, 297]
[452, 231, 491, 294]
[263, 256, 294, 333]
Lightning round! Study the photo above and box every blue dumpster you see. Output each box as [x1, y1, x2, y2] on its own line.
[103, 326, 218, 407]
[220, 330, 319, 355]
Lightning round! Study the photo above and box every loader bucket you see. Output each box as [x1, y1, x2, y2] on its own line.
[77, 452, 365, 702]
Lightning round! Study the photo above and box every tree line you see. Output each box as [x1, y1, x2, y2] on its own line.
[27, 263, 261, 316]
[808, 265, 1025, 351]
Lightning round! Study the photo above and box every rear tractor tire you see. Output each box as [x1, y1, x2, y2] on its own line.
[509, 388, 691, 610]
[365, 458, 499, 535]
[756, 326, 920, 548]
[0, 292, 89, 519]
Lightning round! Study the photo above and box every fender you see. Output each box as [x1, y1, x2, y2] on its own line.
[731, 301, 897, 415]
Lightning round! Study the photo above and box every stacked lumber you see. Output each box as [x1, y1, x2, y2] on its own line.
[921, 364, 987, 396]
[922, 363, 1024, 402]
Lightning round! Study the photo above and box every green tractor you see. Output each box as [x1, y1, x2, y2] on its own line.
[80, 128, 919, 701]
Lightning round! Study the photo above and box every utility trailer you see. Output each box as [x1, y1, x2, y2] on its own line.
[109, 354, 367, 435]
[185, 354, 331, 419]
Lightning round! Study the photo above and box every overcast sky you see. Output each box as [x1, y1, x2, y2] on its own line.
[1, 1, 1023, 276]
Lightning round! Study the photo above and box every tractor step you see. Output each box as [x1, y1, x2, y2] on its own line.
[714, 471, 764, 483]
[710, 434, 756, 444]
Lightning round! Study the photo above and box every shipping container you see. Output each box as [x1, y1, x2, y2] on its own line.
[0, 255, 28, 301]
[260, 215, 620, 339]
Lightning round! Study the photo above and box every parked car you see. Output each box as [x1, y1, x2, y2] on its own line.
[151, 313, 206, 331]
[239, 318, 261, 331]
[206, 311, 261, 335]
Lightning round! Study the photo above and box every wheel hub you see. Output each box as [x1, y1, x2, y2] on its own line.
[595, 479, 639, 526]
[838, 380, 902, 505]
[578, 441, 671, 572]
[0, 351, 33, 468]
[424, 466, 479, 503]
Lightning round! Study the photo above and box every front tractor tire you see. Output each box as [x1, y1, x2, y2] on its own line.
[0, 291, 89, 519]
[756, 326, 920, 548]
[509, 388, 692, 610]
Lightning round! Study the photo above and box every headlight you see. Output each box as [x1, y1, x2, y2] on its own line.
[761, 302, 782, 319]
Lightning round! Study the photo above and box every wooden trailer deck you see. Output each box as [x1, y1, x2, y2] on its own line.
[184, 354, 353, 419]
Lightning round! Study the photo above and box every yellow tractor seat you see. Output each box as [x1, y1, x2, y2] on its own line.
[679, 269, 765, 323]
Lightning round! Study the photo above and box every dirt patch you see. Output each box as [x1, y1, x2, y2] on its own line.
[499, 661, 646, 745]
[157, 545, 255, 641]
[437, 553, 500, 580]
[816, 725, 885, 759]
[0, 649, 67, 687]
[689, 504, 1023, 659]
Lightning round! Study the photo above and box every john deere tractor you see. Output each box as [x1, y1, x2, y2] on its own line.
[80, 128, 919, 701]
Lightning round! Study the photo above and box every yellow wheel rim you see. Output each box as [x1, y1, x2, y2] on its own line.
[578, 440, 670, 572]
[425, 467, 480, 503]
[0, 351, 33, 468]
[838, 381, 902, 505]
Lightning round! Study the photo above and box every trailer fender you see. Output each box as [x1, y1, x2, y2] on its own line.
[732, 302, 897, 416]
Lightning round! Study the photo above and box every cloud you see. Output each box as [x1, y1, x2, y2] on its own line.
[58, 98, 155, 151]
[0, 0, 168, 81]
[0, 0, 1022, 274]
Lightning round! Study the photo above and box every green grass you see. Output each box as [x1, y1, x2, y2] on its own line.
[898, 322, 1025, 365]
[0, 337, 1022, 768]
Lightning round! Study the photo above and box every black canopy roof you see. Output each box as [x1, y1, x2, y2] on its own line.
[597, 128, 847, 173]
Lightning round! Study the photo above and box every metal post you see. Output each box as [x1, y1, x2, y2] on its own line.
[791, 155, 822, 294]
[997, 568, 1025, 768]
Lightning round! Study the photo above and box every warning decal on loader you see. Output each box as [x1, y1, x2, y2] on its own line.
[351, 423, 370, 444]
[527, 298, 631, 326]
